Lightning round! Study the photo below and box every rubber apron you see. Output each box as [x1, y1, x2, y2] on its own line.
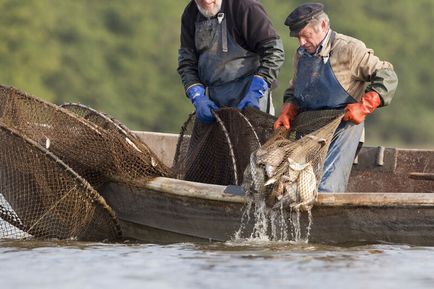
[293, 32, 363, 192]
[195, 12, 274, 114]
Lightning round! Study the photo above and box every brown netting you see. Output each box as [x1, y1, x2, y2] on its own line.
[0, 85, 172, 190]
[60, 102, 173, 182]
[173, 107, 343, 211]
[243, 109, 344, 211]
[173, 107, 276, 185]
[0, 123, 121, 240]
[0, 82, 344, 241]
[0, 85, 173, 241]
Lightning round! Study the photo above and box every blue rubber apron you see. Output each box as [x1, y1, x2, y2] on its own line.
[293, 32, 363, 192]
[195, 12, 273, 113]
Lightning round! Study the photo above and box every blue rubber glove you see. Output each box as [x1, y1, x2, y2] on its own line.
[186, 85, 218, 123]
[237, 75, 269, 110]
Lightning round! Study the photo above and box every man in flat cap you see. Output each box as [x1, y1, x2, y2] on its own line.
[178, 0, 284, 123]
[274, 3, 398, 192]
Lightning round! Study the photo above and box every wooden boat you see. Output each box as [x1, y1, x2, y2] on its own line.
[100, 131, 434, 245]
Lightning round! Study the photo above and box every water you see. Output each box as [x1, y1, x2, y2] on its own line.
[1, 240, 433, 289]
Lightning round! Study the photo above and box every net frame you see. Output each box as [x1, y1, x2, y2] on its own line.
[60, 102, 173, 180]
[0, 122, 121, 241]
[173, 108, 272, 186]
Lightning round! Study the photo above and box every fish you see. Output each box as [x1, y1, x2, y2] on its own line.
[305, 134, 327, 146]
[256, 144, 286, 169]
[272, 182, 297, 209]
[292, 163, 318, 211]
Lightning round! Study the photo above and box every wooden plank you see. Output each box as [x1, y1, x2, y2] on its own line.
[135, 177, 434, 207]
[408, 172, 434, 181]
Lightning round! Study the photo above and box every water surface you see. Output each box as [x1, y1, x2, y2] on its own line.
[1, 240, 433, 289]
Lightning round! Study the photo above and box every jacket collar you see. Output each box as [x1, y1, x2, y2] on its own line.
[317, 29, 333, 57]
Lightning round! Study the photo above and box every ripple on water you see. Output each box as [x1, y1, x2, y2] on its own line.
[1, 239, 434, 289]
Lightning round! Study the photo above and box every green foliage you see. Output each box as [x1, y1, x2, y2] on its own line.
[0, 0, 432, 147]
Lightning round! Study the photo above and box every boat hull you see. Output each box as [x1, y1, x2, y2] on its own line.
[101, 178, 434, 246]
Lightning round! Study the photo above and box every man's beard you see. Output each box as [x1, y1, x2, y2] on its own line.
[196, 0, 222, 18]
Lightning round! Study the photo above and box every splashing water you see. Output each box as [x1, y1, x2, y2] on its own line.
[234, 196, 314, 243]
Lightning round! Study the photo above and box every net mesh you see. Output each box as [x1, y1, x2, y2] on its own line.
[244, 109, 344, 211]
[173, 107, 343, 211]
[0, 85, 172, 241]
[60, 102, 173, 183]
[173, 108, 276, 185]
[0, 83, 344, 242]
[0, 123, 121, 240]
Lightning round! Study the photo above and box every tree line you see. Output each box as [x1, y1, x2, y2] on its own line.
[0, 0, 432, 147]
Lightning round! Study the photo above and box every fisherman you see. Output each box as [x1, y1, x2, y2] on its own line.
[274, 3, 398, 192]
[177, 0, 285, 121]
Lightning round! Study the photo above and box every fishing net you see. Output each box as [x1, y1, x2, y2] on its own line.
[173, 106, 343, 206]
[0, 81, 343, 242]
[173, 107, 343, 242]
[243, 109, 344, 211]
[0, 86, 172, 189]
[173, 108, 276, 185]
[0, 123, 121, 240]
[60, 102, 173, 182]
[0, 85, 172, 241]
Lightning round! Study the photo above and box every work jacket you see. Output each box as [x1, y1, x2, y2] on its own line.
[178, 0, 284, 109]
[283, 30, 398, 107]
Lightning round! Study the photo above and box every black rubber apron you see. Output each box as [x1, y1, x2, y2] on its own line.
[195, 12, 272, 113]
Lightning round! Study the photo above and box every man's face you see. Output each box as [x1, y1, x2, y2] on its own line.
[296, 21, 327, 54]
[195, 0, 222, 18]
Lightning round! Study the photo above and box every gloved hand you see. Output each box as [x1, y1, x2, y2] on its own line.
[343, 91, 381, 124]
[186, 85, 218, 123]
[237, 75, 269, 110]
[273, 103, 298, 129]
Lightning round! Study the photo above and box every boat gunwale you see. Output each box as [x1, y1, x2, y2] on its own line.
[129, 177, 434, 207]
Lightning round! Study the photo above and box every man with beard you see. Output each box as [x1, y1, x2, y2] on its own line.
[274, 3, 398, 192]
[178, 0, 285, 122]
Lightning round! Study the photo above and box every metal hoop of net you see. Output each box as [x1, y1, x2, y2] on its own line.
[172, 107, 276, 185]
[0, 123, 121, 241]
[0, 85, 172, 190]
[61, 102, 173, 182]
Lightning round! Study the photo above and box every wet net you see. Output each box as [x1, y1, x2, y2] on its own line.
[173, 107, 343, 242]
[243, 109, 344, 211]
[173, 106, 343, 205]
[0, 85, 172, 241]
[0, 82, 343, 242]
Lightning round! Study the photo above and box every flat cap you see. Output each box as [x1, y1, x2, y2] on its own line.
[284, 3, 324, 37]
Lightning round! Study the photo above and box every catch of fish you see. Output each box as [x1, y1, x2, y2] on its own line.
[243, 131, 326, 212]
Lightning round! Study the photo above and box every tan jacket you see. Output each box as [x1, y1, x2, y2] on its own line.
[283, 30, 398, 106]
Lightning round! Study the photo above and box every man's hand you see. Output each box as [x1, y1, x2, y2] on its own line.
[274, 103, 298, 129]
[237, 75, 269, 110]
[343, 91, 381, 124]
[187, 85, 218, 123]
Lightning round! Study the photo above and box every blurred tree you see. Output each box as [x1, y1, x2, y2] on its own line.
[0, 0, 432, 147]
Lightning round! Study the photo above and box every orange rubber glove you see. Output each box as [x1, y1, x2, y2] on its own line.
[343, 91, 381, 125]
[274, 103, 298, 129]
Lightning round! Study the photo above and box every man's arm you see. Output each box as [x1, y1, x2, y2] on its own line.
[350, 41, 398, 107]
[178, 47, 201, 91]
[177, 5, 201, 91]
[255, 38, 285, 86]
[235, 0, 284, 86]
